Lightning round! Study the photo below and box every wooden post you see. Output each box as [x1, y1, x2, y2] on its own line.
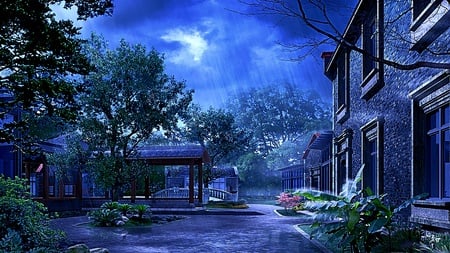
[189, 163, 194, 205]
[131, 178, 136, 203]
[198, 162, 203, 205]
[145, 176, 150, 199]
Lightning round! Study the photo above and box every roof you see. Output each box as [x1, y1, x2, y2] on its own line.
[302, 131, 333, 159]
[278, 164, 304, 172]
[132, 145, 210, 164]
[325, 0, 372, 75]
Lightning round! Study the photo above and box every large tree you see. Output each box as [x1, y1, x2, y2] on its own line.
[0, 0, 113, 146]
[182, 106, 252, 185]
[228, 84, 330, 155]
[240, 0, 450, 70]
[80, 35, 193, 200]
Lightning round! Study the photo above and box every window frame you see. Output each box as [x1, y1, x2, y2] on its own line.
[360, 2, 384, 100]
[410, 70, 450, 202]
[360, 117, 385, 196]
[336, 50, 350, 124]
[410, 0, 450, 52]
[334, 129, 353, 195]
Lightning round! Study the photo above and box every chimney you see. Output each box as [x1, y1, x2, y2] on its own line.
[321, 51, 334, 80]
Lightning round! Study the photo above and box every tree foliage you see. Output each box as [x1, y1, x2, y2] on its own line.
[183, 106, 252, 184]
[80, 35, 193, 200]
[0, 0, 113, 145]
[0, 176, 65, 252]
[228, 84, 330, 154]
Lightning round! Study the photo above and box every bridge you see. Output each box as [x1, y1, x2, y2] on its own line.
[152, 187, 238, 202]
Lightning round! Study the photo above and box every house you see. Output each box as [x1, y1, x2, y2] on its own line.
[323, 0, 450, 229]
[302, 131, 333, 192]
[279, 164, 305, 192]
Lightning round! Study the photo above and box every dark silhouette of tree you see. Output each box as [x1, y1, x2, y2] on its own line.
[0, 0, 113, 146]
[238, 0, 450, 70]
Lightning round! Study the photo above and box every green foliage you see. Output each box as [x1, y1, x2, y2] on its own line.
[133, 204, 151, 219]
[419, 232, 450, 252]
[295, 165, 426, 253]
[0, 0, 112, 144]
[236, 152, 280, 191]
[88, 208, 122, 227]
[0, 176, 65, 252]
[228, 85, 331, 155]
[81, 34, 193, 200]
[117, 203, 133, 216]
[182, 105, 251, 184]
[100, 201, 121, 210]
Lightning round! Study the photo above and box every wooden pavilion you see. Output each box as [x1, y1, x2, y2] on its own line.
[127, 145, 210, 206]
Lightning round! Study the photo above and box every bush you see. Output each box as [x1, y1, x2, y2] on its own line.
[295, 165, 426, 253]
[88, 208, 122, 227]
[277, 191, 302, 210]
[117, 203, 133, 216]
[133, 204, 151, 219]
[0, 176, 65, 252]
[100, 201, 121, 210]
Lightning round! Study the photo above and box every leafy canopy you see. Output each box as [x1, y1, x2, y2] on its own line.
[80, 34, 193, 199]
[228, 84, 331, 154]
[0, 0, 113, 144]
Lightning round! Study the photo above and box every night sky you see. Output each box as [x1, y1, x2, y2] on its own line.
[55, 0, 357, 108]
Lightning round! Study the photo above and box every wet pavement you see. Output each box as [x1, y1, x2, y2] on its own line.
[51, 204, 327, 253]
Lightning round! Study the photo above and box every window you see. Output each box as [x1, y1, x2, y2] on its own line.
[410, 70, 450, 200]
[410, 0, 450, 52]
[426, 105, 450, 198]
[334, 129, 353, 194]
[360, 4, 384, 100]
[336, 50, 350, 124]
[361, 117, 384, 195]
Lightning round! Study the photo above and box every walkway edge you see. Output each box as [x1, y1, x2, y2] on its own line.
[294, 224, 332, 253]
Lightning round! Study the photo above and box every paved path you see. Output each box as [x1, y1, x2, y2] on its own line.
[51, 204, 325, 253]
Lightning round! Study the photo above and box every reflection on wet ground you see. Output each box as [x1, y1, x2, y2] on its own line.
[51, 204, 325, 253]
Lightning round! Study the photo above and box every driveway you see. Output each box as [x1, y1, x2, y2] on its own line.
[51, 204, 325, 253]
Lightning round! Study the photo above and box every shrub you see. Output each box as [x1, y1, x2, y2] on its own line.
[0, 176, 65, 252]
[277, 191, 301, 210]
[133, 204, 151, 219]
[88, 208, 122, 227]
[117, 203, 133, 216]
[295, 165, 426, 253]
[100, 201, 121, 210]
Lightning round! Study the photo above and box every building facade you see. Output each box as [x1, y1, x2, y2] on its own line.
[324, 0, 450, 229]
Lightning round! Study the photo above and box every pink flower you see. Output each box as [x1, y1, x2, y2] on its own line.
[277, 192, 302, 209]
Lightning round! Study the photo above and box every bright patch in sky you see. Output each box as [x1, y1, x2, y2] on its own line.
[161, 28, 208, 64]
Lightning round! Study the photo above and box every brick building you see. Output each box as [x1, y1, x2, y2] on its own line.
[324, 0, 450, 229]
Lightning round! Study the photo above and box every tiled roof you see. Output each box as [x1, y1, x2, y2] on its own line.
[135, 145, 208, 160]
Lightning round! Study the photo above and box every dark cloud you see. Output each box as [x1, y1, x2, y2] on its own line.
[80, 0, 352, 108]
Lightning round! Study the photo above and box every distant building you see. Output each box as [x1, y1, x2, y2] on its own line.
[323, 0, 450, 229]
[279, 164, 305, 192]
[303, 131, 333, 192]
